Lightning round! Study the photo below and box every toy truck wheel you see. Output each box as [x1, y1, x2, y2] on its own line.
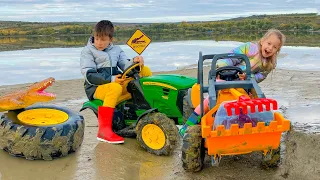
[261, 147, 281, 168]
[183, 95, 194, 124]
[181, 125, 205, 172]
[0, 105, 85, 160]
[136, 112, 178, 156]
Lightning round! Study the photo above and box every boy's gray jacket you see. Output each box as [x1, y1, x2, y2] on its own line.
[80, 36, 133, 100]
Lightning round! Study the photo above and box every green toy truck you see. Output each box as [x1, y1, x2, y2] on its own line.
[80, 63, 196, 155]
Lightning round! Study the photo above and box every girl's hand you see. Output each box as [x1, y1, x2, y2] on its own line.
[133, 56, 144, 68]
[238, 72, 246, 80]
[216, 75, 225, 82]
[115, 74, 125, 85]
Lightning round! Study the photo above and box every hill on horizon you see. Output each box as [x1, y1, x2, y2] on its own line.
[0, 13, 318, 26]
[0, 13, 318, 50]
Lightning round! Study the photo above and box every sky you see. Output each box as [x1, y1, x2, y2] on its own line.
[0, 0, 318, 23]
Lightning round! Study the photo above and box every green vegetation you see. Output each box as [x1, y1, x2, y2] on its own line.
[0, 13, 318, 51]
[0, 13, 318, 36]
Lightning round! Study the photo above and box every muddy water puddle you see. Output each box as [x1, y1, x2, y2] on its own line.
[268, 95, 320, 134]
[286, 104, 320, 134]
[0, 138, 185, 180]
[0, 149, 79, 180]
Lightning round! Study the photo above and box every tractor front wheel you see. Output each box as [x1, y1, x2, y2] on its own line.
[136, 112, 178, 156]
[183, 95, 194, 124]
[181, 125, 205, 172]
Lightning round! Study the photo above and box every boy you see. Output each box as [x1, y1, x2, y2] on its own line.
[80, 20, 152, 144]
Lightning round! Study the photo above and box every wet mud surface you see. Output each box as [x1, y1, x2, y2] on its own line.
[0, 69, 320, 180]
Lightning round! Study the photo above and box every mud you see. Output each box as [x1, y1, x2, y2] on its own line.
[280, 131, 320, 179]
[286, 104, 320, 133]
[0, 68, 319, 180]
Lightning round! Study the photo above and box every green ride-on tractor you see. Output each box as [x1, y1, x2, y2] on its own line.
[80, 63, 196, 155]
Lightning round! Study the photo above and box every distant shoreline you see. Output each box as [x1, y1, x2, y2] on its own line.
[0, 13, 318, 50]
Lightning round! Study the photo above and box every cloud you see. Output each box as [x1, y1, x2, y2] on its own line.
[0, 0, 317, 22]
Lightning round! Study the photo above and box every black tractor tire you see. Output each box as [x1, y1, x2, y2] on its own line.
[0, 105, 85, 160]
[183, 95, 194, 124]
[115, 123, 137, 138]
[181, 125, 205, 172]
[261, 147, 281, 168]
[136, 112, 178, 156]
[112, 109, 126, 132]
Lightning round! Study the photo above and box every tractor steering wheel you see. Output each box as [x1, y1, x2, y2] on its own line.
[216, 66, 244, 81]
[121, 63, 141, 79]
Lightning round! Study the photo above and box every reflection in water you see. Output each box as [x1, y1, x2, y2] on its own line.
[0, 150, 78, 180]
[139, 162, 163, 180]
[93, 138, 180, 180]
[94, 139, 141, 180]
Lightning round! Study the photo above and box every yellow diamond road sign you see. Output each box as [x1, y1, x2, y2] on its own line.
[126, 29, 151, 55]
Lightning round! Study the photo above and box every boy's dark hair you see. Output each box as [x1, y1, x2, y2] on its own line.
[94, 20, 114, 38]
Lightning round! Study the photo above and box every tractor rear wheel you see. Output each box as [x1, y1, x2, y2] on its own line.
[183, 95, 194, 124]
[136, 112, 178, 156]
[181, 125, 205, 172]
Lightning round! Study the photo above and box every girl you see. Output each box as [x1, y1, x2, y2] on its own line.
[179, 29, 286, 137]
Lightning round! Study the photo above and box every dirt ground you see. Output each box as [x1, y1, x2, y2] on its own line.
[0, 68, 320, 180]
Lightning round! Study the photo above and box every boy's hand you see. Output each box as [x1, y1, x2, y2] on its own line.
[238, 72, 246, 80]
[115, 74, 125, 85]
[133, 56, 144, 68]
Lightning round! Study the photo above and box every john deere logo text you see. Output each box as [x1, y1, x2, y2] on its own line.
[126, 29, 151, 55]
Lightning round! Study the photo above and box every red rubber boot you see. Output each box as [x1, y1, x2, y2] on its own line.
[97, 106, 124, 144]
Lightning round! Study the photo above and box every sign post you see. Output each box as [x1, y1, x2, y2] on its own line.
[126, 29, 152, 55]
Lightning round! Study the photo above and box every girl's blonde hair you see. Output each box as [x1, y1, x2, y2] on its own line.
[258, 29, 286, 71]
